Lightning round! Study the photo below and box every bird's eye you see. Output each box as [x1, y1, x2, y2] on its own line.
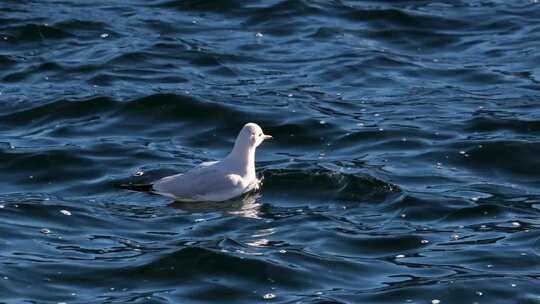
[259, 134, 262, 137]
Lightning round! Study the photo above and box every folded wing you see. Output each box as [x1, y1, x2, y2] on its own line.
[152, 165, 245, 201]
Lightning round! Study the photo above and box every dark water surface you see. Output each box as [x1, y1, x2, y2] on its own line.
[1, 1, 540, 303]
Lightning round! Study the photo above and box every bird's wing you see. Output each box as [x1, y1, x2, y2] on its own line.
[152, 165, 244, 201]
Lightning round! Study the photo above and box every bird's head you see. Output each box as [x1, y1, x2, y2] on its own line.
[239, 122, 272, 148]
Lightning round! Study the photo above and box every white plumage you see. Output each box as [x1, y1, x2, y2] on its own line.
[152, 123, 272, 202]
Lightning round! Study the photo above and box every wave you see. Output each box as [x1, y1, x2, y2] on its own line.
[263, 167, 399, 202]
[3, 23, 74, 42]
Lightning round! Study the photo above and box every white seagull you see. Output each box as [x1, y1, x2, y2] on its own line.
[151, 123, 272, 202]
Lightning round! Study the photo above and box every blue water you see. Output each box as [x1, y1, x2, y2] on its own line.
[1, 1, 540, 303]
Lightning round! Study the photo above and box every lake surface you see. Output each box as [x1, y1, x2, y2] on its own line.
[1, 1, 540, 303]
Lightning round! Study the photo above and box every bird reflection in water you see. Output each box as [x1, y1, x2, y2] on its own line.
[168, 192, 262, 219]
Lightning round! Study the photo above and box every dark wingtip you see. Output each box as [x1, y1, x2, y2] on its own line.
[117, 183, 154, 192]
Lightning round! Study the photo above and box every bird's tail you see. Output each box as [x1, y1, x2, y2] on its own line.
[117, 183, 154, 192]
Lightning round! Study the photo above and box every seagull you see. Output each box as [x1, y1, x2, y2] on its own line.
[150, 123, 272, 202]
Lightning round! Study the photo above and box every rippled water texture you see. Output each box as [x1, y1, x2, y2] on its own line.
[1, 1, 540, 303]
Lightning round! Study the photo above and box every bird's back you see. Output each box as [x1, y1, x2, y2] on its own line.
[152, 162, 247, 201]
